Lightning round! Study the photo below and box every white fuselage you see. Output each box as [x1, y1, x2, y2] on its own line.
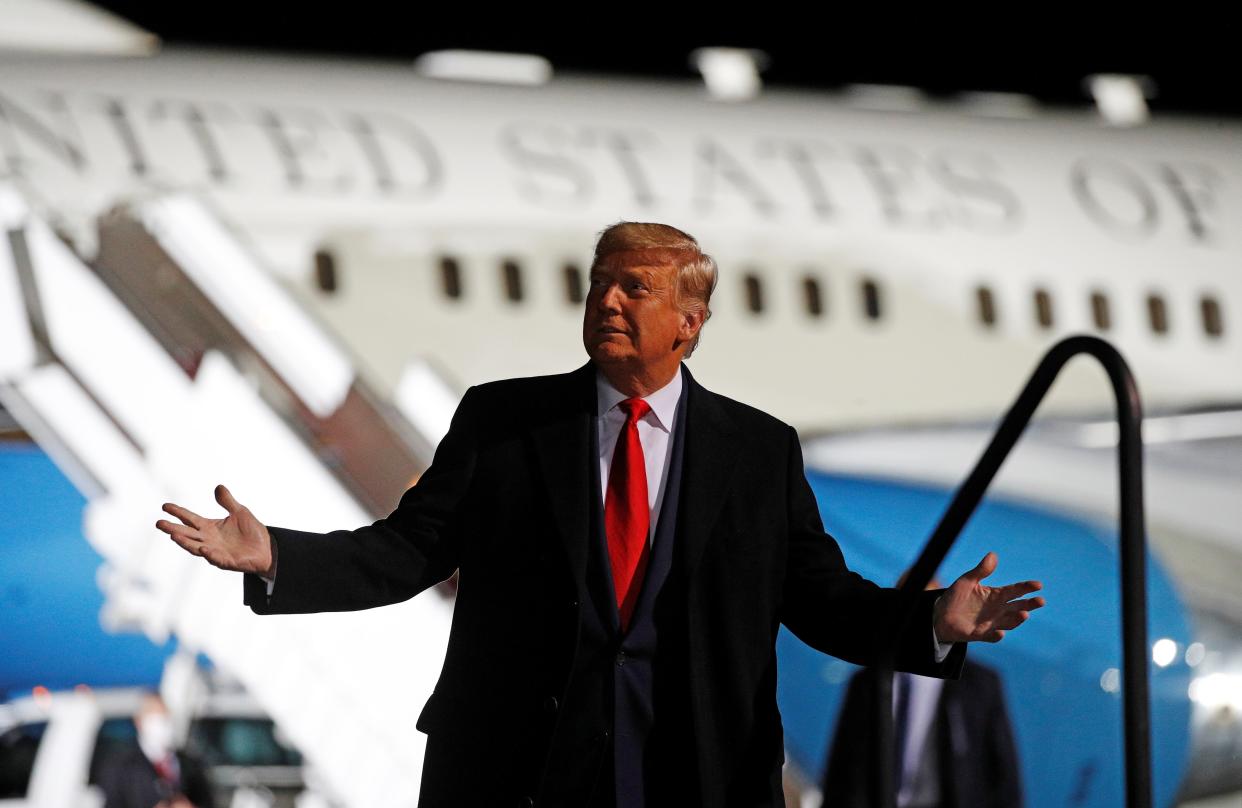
[1, 49, 1239, 430]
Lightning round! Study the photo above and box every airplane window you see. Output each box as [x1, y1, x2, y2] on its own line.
[1201, 295, 1224, 338]
[313, 249, 337, 294]
[564, 263, 584, 304]
[862, 278, 883, 321]
[743, 273, 764, 315]
[1090, 291, 1112, 331]
[439, 257, 463, 300]
[1147, 293, 1169, 335]
[802, 276, 824, 318]
[1033, 289, 1054, 329]
[502, 260, 524, 304]
[975, 286, 997, 327]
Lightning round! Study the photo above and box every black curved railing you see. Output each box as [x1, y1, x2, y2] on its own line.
[868, 335, 1150, 808]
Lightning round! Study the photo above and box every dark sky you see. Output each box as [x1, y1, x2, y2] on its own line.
[91, 4, 1240, 118]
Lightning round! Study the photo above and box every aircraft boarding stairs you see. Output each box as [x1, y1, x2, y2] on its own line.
[0, 184, 458, 808]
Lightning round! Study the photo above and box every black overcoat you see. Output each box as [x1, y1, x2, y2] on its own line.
[245, 363, 964, 807]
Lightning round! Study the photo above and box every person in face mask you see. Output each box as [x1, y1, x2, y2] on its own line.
[95, 693, 215, 808]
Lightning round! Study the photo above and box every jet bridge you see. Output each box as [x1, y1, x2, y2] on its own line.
[0, 185, 457, 808]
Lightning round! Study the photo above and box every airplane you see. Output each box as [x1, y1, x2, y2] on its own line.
[1, 3, 1239, 806]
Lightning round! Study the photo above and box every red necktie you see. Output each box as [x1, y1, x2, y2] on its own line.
[154, 755, 178, 789]
[605, 398, 651, 631]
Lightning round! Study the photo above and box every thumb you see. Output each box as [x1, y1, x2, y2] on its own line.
[963, 551, 998, 583]
[215, 484, 240, 514]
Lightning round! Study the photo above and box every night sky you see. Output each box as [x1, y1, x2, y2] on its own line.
[90, 4, 1240, 118]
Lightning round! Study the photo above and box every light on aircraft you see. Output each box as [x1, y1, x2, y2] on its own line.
[1189, 672, 1242, 712]
[414, 50, 551, 86]
[690, 48, 766, 101]
[1087, 74, 1153, 127]
[1153, 638, 1178, 667]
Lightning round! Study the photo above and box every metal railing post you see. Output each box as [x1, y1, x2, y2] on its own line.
[867, 335, 1150, 808]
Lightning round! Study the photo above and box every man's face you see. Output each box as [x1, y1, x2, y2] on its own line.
[583, 251, 695, 374]
[135, 694, 175, 760]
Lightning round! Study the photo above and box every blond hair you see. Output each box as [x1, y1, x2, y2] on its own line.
[591, 222, 718, 357]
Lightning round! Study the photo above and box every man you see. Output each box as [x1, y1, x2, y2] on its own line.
[821, 579, 1023, 808]
[94, 693, 215, 808]
[157, 223, 1044, 807]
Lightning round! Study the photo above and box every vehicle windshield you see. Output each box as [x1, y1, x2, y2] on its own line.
[187, 717, 302, 767]
[0, 721, 47, 799]
[88, 717, 139, 784]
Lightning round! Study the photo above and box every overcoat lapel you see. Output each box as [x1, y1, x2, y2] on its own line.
[529, 363, 742, 588]
[530, 363, 596, 587]
[676, 366, 742, 578]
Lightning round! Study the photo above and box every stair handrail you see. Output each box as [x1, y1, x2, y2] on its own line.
[868, 335, 1150, 808]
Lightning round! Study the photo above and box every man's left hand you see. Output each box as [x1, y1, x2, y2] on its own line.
[934, 551, 1044, 643]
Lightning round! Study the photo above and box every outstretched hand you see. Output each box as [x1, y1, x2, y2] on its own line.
[155, 485, 274, 576]
[933, 552, 1044, 643]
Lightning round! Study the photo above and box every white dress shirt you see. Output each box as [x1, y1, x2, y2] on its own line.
[895, 671, 946, 807]
[595, 367, 683, 544]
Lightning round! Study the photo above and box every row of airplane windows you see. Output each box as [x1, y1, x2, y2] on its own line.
[313, 252, 1227, 340]
[982, 287, 1225, 339]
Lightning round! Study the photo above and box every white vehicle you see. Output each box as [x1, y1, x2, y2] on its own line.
[0, 685, 313, 808]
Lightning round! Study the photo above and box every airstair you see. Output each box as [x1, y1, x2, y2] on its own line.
[0, 184, 456, 808]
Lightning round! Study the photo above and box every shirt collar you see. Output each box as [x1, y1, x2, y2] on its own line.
[595, 365, 683, 433]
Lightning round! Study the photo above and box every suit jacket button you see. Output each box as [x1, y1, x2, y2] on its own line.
[543, 696, 559, 714]
[567, 600, 579, 609]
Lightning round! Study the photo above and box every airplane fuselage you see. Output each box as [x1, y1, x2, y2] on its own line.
[2, 49, 1239, 428]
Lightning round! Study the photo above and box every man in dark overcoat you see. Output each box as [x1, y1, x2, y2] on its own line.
[158, 223, 1043, 807]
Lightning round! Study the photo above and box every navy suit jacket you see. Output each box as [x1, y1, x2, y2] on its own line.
[822, 660, 1021, 808]
[245, 363, 965, 807]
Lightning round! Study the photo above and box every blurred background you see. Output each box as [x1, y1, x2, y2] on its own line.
[1, 3, 1239, 806]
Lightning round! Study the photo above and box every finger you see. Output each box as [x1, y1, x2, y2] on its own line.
[215, 484, 242, 515]
[1005, 596, 1045, 612]
[162, 502, 204, 529]
[996, 580, 1043, 601]
[155, 520, 201, 542]
[167, 531, 206, 557]
[982, 629, 1005, 643]
[962, 551, 998, 583]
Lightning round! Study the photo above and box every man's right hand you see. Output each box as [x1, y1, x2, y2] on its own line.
[156, 484, 275, 577]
